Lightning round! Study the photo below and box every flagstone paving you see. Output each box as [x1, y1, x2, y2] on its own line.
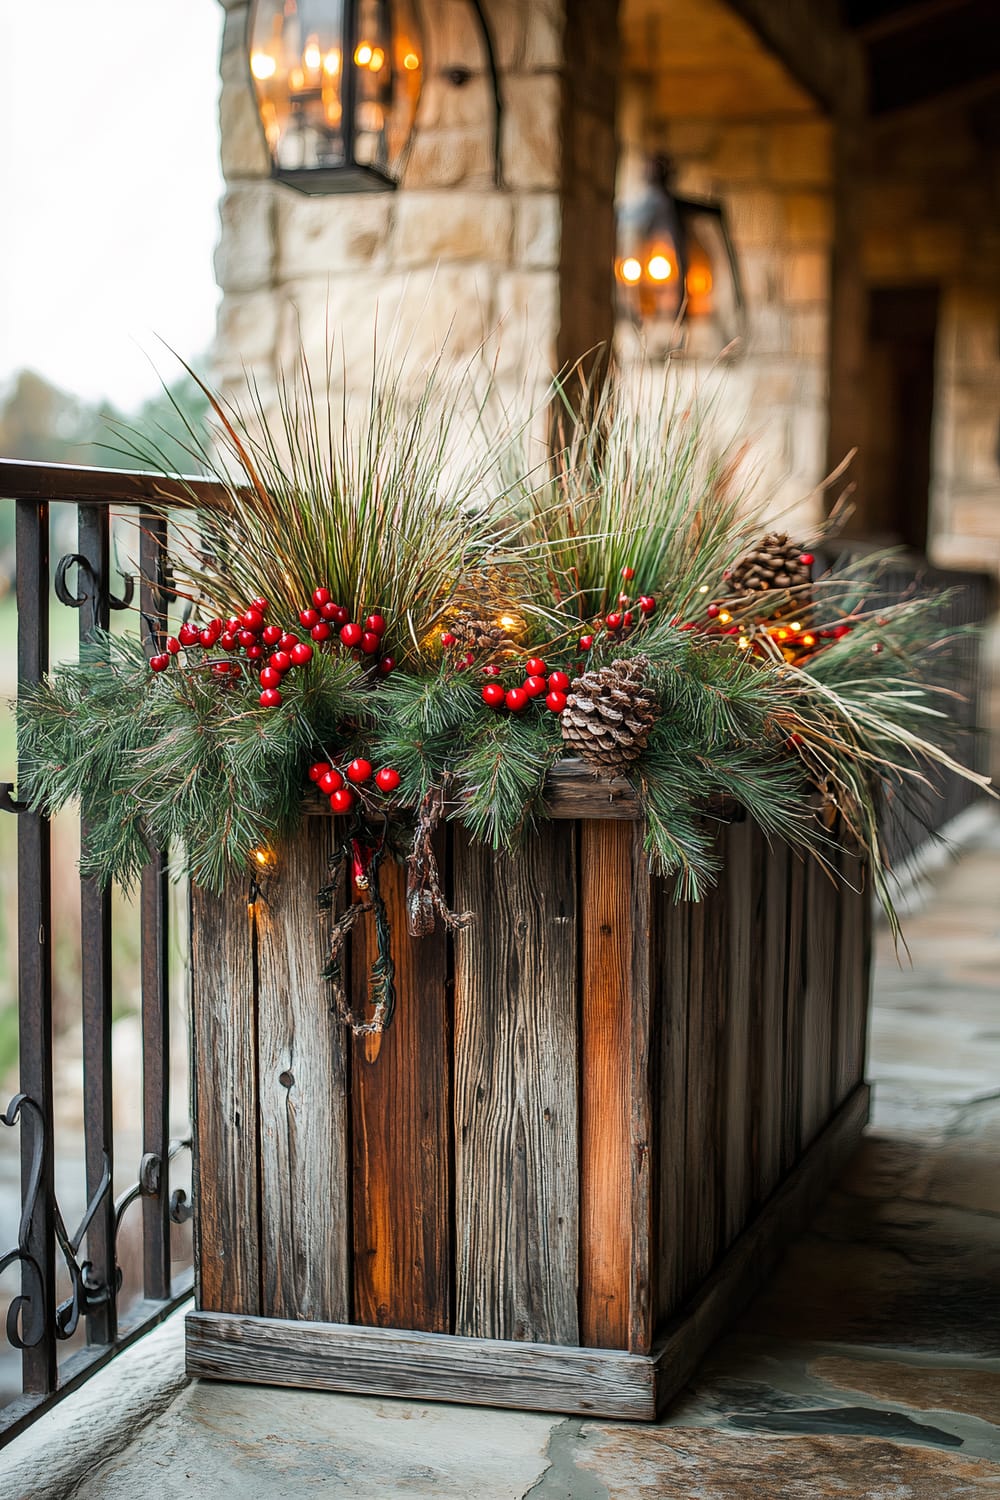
[4, 813, 999, 1498]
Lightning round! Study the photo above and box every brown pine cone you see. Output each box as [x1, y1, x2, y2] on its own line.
[725, 531, 813, 611]
[561, 654, 657, 774]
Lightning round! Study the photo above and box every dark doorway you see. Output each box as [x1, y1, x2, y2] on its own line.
[859, 286, 939, 552]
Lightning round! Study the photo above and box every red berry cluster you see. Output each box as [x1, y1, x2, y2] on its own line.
[297, 588, 393, 676]
[481, 658, 572, 715]
[307, 756, 401, 815]
[576, 568, 656, 650]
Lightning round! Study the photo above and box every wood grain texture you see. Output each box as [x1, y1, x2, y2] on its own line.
[683, 859, 727, 1286]
[759, 838, 790, 1203]
[256, 821, 349, 1324]
[627, 823, 653, 1355]
[834, 842, 871, 1104]
[351, 852, 451, 1333]
[799, 856, 837, 1149]
[651, 867, 689, 1324]
[781, 852, 807, 1175]
[186, 1311, 659, 1420]
[722, 819, 755, 1248]
[453, 823, 579, 1346]
[190, 880, 260, 1315]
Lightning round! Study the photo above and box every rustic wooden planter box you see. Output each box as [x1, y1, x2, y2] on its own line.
[184, 764, 871, 1419]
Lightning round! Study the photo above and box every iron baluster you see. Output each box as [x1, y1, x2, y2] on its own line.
[0, 1095, 47, 1351]
[14, 498, 57, 1394]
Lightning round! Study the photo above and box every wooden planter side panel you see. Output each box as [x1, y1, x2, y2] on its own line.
[759, 838, 791, 1206]
[256, 822, 350, 1325]
[453, 824, 580, 1346]
[191, 885, 261, 1316]
[800, 858, 837, 1148]
[834, 842, 871, 1106]
[350, 853, 451, 1333]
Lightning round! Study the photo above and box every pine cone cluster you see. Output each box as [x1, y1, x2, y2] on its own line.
[561, 655, 657, 774]
[449, 609, 515, 656]
[725, 532, 812, 608]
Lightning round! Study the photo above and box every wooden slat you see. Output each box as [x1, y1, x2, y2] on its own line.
[652, 868, 689, 1323]
[453, 825, 579, 1346]
[256, 821, 349, 1324]
[758, 838, 790, 1203]
[834, 842, 871, 1103]
[781, 852, 807, 1174]
[628, 825, 654, 1355]
[186, 1310, 659, 1421]
[799, 856, 837, 1149]
[0, 455, 218, 506]
[683, 864, 727, 1285]
[190, 881, 260, 1315]
[722, 819, 755, 1248]
[350, 853, 451, 1333]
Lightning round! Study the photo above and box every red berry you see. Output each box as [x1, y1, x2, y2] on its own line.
[377, 656, 395, 676]
[526, 657, 546, 677]
[150, 653, 169, 672]
[360, 631, 381, 655]
[579, 634, 593, 651]
[639, 596, 656, 615]
[299, 608, 320, 628]
[605, 612, 623, 631]
[311, 622, 332, 641]
[524, 674, 547, 697]
[621, 565, 635, 580]
[308, 762, 329, 782]
[799, 553, 815, 568]
[346, 757, 372, 784]
[787, 732, 805, 748]
[330, 787, 355, 815]
[260, 667, 283, 689]
[238, 629, 257, 648]
[482, 663, 500, 676]
[505, 687, 528, 712]
[461, 653, 475, 668]
[211, 662, 233, 678]
[251, 597, 269, 614]
[548, 670, 570, 692]
[262, 624, 283, 646]
[280, 632, 298, 650]
[270, 650, 292, 672]
[312, 587, 331, 607]
[375, 767, 401, 793]
[706, 604, 720, 619]
[622, 611, 634, 628]
[226, 616, 241, 632]
[340, 623, 364, 649]
[331, 605, 349, 626]
[200, 621, 222, 646]
[871, 642, 884, 654]
[242, 608, 264, 632]
[246, 643, 264, 659]
[290, 641, 313, 665]
[833, 624, 851, 639]
[319, 769, 344, 795]
[166, 636, 181, 655]
[220, 631, 237, 651]
[320, 601, 340, 621]
[178, 622, 198, 646]
[366, 614, 387, 637]
[619, 592, 630, 607]
[482, 683, 505, 708]
[440, 632, 457, 649]
[545, 690, 567, 713]
[259, 688, 282, 707]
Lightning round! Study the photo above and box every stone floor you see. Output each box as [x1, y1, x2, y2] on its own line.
[4, 812, 1000, 1498]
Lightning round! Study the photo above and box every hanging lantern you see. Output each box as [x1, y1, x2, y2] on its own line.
[248, 0, 424, 192]
[616, 156, 744, 347]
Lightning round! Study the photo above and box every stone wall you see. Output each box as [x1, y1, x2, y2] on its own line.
[212, 0, 617, 421]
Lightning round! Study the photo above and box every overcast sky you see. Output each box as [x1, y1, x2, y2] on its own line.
[0, 0, 225, 409]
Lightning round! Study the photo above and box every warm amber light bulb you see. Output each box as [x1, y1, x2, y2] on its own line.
[323, 48, 341, 74]
[250, 51, 277, 80]
[499, 615, 518, 630]
[403, 50, 420, 70]
[718, 610, 732, 624]
[647, 254, 673, 281]
[354, 41, 373, 65]
[289, 65, 305, 90]
[620, 257, 642, 284]
[251, 846, 277, 871]
[303, 41, 322, 70]
[368, 46, 385, 71]
[687, 267, 713, 297]
[790, 621, 802, 632]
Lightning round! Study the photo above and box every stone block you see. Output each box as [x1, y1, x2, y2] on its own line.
[214, 184, 276, 293]
[220, 4, 249, 84]
[276, 193, 393, 279]
[746, 306, 792, 357]
[663, 121, 718, 161]
[788, 307, 829, 358]
[417, 74, 494, 132]
[783, 193, 833, 246]
[501, 74, 562, 190]
[403, 127, 495, 189]
[952, 306, 1000, 371]
[220, 79, 270, 179]
[212, 291, 280, 380]
[784, 250, 830, 305]
[767, 120, 832, 187]
[514, 194, 561, 269]
[726, 191, 784, 250]
[709, 126, 767, 183]
[740, 250, 782, 306]
[393, 192, 514, 267]
[433, 0, 492, 70]
[523, 1, 563, 71]
[494, 270, 561, 373]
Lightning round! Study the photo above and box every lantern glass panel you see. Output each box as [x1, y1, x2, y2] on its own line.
[249, 0, 422, 186]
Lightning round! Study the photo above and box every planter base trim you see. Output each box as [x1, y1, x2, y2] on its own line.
[186, 1084, 869, 1420]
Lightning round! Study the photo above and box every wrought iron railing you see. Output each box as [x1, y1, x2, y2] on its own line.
[0, 459, 226, 1444]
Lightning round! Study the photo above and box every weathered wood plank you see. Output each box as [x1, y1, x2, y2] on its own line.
[190, 880, 260, 1315]
[350, 852, 451, 1333]
[256, 821, 349, 1324]
[799, 855, 837, 1149]
[781, 852, 807, 1174]
[722, 819, 755, 1248]
[683, 859, 727, 1285]
[187, 1085, 871, 1421]
[627, 823, 654, 1355]
[453, 824, 579, 1345]
[186, 1311, 659, 1420]
[579, 821, 635, 1350]
[759, 837, 790, 1203]
[651, 868, 689, 1324]
[834, 842, 871, 1104]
